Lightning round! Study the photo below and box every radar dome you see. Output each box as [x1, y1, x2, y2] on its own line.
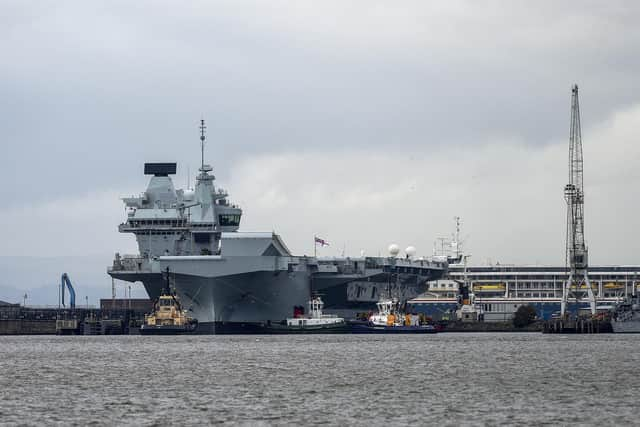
[405, 246, 417, 257]
[388, 244, 400, 257]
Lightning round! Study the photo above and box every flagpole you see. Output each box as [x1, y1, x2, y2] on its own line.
[314, 235, 317, 258]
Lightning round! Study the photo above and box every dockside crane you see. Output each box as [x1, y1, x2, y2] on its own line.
[61, 273, 76, 309]
[561, 85, 596, 318]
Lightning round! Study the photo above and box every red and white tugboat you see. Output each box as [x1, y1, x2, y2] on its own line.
[265, 296, 348, 334]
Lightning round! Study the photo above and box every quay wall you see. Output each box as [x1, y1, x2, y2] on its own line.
[442, 321, 542, 333]
[0, 319, 56, 335]
[0, 303, 151, 335]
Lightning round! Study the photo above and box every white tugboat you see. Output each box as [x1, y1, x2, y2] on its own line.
[455, 284, 483, 322]
[265, 296, 348, 334]
[368, 299, 406, 327]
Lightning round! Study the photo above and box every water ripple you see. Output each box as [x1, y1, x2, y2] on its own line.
[0, 334, 638, 425]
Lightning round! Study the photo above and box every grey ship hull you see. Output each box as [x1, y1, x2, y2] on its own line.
[110, 253, 445, 333]
[161, 271, 309, 332]
[312, 268, 443, 318]
[612, 312, 640, 333]
[111, 254, 311, 333]
[315, 278, 431, 309]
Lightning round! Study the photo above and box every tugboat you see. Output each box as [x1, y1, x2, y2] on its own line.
[349, 298, 437, 334]
[265, 296, 348, 334]
[140, 292, 198, 335]
[455, 279, 483, 322]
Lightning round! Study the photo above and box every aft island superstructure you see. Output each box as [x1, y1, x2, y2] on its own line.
[108, 123, 445, 332]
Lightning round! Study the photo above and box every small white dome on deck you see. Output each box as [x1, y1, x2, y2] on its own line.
[388, 244, 400, 257]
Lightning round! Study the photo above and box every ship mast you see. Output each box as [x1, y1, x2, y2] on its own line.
[453, 216, 461, 261]
[199, 119, 206, 171]
[561, 85, 596, 317]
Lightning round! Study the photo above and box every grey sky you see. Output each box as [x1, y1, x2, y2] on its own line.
[1, 1, 640, 302]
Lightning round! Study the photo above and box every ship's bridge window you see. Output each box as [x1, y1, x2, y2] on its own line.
[218, 214, 241, 227]
[194, 233, 211, 244]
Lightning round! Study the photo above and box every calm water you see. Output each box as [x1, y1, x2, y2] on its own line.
[1, 333, 639, 426]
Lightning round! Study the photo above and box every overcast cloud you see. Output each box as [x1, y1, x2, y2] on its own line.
[1, 1, 640, 302]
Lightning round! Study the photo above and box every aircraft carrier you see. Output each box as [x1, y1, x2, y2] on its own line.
[108, 122, 446, 333]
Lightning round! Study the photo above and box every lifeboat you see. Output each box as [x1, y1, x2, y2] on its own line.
[474, 283, 506, 292]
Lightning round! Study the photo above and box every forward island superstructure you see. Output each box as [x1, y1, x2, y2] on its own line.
[108, 122, 446, 332]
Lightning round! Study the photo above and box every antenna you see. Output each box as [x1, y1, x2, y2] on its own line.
[111, 277, 116, 310]
[453, 216, 461, 258]
[199, 119, 207, 171]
